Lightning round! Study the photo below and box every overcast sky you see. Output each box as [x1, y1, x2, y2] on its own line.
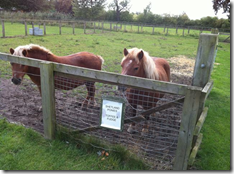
[106, 0, 229, 20]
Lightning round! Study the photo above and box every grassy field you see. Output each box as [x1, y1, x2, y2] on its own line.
[2, 21, 229, 40]
[0, 23, 230, 170]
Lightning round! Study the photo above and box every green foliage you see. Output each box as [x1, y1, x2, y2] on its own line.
[0, 0, 51, 12]
[72, 0, 106, 20]
[55, 0, 72, 14]
[212, 0, 230, 20]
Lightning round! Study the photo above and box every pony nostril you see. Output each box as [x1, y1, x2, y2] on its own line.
[11, 78, 21, 85]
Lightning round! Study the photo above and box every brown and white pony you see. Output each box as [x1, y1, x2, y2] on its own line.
[10, 44, 104, 108]
[120, 47, 170, 133]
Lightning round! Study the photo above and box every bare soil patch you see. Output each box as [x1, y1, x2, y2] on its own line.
[0, 56, 195, 169]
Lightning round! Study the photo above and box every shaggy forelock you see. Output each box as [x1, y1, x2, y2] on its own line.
[121, 47, 159, 80]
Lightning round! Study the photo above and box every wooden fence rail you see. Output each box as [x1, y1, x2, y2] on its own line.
[1, 19, 227, 38]
[0, 33, 218, 170]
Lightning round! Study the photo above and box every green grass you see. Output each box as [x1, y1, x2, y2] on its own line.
[193, 42, 230, 170]
[0, 118, 148, 170]
[0, 23, 230, 170]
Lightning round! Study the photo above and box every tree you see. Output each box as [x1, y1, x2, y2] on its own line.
[0, 0, 51, 12]
[143, 2, 151, 15]
[177, 12, 190, 26]
[0, 0, 16, 10]
[72, 0, 106, 20]
[55, 0, 72, 14]
[109, 0, 131, 21]
[212, 0, 230, 20]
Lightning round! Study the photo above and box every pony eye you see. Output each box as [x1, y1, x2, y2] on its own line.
[134, 67, 139, 71]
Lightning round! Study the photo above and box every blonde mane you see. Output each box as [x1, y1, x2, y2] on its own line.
[13, 44, 53, 56]
[122, 48, 159, 80]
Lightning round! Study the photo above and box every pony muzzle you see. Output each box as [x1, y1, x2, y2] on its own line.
[11, 78, 22, 85]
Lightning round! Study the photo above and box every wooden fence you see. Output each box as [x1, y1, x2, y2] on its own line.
[0, 33, 218, 170]
[1, 19, 227, 38]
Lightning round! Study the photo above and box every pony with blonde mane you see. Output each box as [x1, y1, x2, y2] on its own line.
[10, 44, 104, 108]
[120, 47, 170, 133]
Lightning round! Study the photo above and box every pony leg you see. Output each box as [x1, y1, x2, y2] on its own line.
[82, 82, 96, 109]
[88, 83, 97, 107]
[127, 103, 137, 134]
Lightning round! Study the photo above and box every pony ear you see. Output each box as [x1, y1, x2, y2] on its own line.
[22, 49, 28, 57]
[10, 48, 14, 55]
[137, 50, 144, 60]
[124, 48, 128, 56]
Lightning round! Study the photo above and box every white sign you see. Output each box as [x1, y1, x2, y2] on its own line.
[100, 98, 124, 131]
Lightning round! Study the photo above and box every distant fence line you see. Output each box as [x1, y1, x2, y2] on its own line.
[0, 19, 230, 38]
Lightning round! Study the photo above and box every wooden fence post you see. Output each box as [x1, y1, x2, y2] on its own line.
[59, 21, 62, 35]
[166, 27, 168, 36]
[173, 87, 202, 170]
[1, 20, 5, 38]
[94, 22, 96, 33]
[40, 61, 56, 140]
[32, 21, 34, 35]
[43, 22, 46, 35]
[192, 33, 218, 117]
[192, 34, 218, 88]
[211, 28, 219, 34]
[102, 22, 104, 33]
[152, 26, 154, 34]
[72, 22, 75, 35]
[84, 21, 86, 34]
[24, 20, 27, 36]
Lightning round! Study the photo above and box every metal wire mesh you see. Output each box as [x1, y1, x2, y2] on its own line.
[54, 74, 184, 169]
[0, 61, 184, 170]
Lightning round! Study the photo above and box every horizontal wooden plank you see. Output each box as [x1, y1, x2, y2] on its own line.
[194, 107, 208, 136]
[140, 97, 184, 115]
[188, 133, 203, 166]
[0, 53, 202, 95]
[0, 52, 42, 67]
[202, 80, 213, 97]
[53, 63, 197, 95]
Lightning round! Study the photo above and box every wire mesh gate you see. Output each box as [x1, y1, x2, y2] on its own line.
[53, 75, 184, 169]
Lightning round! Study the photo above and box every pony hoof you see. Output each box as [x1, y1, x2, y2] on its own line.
[38, 106, 42, 112]
[141, 128, 149, 136]
[81, 106, 87, 111]
[127, 125, 137, 134]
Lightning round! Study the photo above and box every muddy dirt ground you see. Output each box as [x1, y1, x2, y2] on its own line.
[0, 57, 194, 169]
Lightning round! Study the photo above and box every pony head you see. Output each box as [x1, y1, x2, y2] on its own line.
[9, 44, 51, 85]
[121, 48, 145, 77]
[9, 47, 29, 85]
[121, 48, 158, 79]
